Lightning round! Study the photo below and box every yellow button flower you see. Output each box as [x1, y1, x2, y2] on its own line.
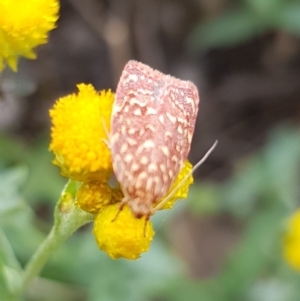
[76, 181, 112, 214]
[0, 0, 59, 71]
[283, 210, 300, 270]
[49, 84, 114, 182]
[157, 160, 193, 210]
[93, 203, 155, 260]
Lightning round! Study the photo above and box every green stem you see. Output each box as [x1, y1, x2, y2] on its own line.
[18, 180, 94, 296]
[21, 227, 66, 290]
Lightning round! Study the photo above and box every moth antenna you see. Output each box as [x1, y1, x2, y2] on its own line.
[152, 140, 218, 212]
[101, 116, 110, 149]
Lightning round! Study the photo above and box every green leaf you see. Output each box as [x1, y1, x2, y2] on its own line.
[189, 9, 267, 50]
[278, 3, 300, 36]
[221, 156, 267, 218]
[0, 228, 21, 271]
[0, 135, 65, 207]
[221, 126, 300, 217]
[0, 206, 49, 266]
[21, 138, 65, 206]
[215, 209, 284, 300]
[0, 229, 22, 301]
[262, 126, 300, 210]
[244, 0, 284, 21]
[0, 266, 15, 301]
[247, 278, 293, 301]
[0, 166, 28, 216]
[0, 261, 22, 301]
[153, 277, 217, 301]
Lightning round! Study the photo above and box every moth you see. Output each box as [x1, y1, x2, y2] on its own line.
[110, 60, 200, 219]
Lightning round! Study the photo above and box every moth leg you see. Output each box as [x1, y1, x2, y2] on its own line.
[143, 214, 150, 237]
[111, 196, 129, 222]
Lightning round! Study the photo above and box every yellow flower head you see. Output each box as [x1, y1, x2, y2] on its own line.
[76, 181, 112, 214]
[93, 203, 155, 260]
[0, 0, 59, 71]
[111, 185, 124, 204]
[49, 84, 114, 182]
[76, 160, 193, 215]
[283, 210, 300, 270]
[157, 160, 193, 210]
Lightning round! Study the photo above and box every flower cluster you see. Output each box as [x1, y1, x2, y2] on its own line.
[0, 0, 59, 71]
[49, 84, 194, 260]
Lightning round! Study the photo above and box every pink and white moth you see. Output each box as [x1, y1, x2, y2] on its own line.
[110, 60, 200, 219]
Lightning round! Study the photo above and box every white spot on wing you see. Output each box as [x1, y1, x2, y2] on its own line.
[133, 108, 142, 116]
[140, 156, 148, 165]
[145, 124, 155, 131]
[129, 74, 138, 82]
[127, 137, 138, 146]
[166, 112, 177, 124]
[146, 107, 157, 115]
[148, 163, 158, 173]
[131, 163, 140, 172]
[120, 143, 128, 154]
[177, 125, 183, 134]
[137, 139, 156, 154]
[160, 146, 170, 157]
[124, 153, 133, 163]
[136, 171, 148, 189]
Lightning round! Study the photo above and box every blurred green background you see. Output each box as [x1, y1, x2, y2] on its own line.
[1, 0, 300, 300]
